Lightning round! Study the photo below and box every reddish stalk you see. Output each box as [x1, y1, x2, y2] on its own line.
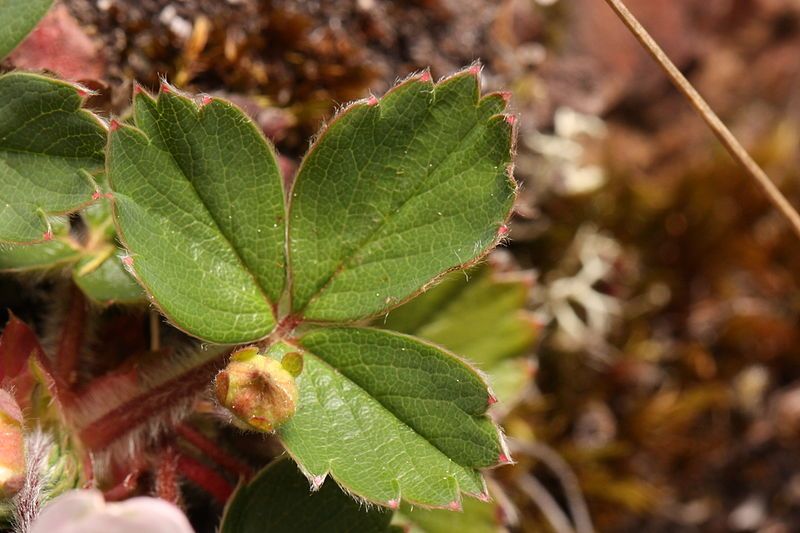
[176, 424, 253, 480]
[261, 315, 301, 348]
[176, 453, 234, 505]
[103, 467, 143, 501]
[156, 445, 180, 505]
[55, 285, 88, 386]
[78, 355, 226, 451]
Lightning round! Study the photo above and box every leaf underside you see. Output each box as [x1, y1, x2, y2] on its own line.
[276, 327, 503, 508]
[0, 0, 53, 60]
[0, 73, 105, 243]
[221, 458, 392, 533]
[108, 89, 286, 343]
[289, 70, 515, 323]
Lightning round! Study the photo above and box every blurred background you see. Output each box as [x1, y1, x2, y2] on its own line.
[5, 0, 800, 531]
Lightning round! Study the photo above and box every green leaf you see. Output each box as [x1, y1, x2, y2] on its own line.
[384, 266, 534, 366]
[107, 87, 286, 343]
[273, 327, 505, 508]
[484, 358, 533, 407]
[72, 252, 145, 305]
[80, 190, 117, 241]
[0, 73, 105, 244]
[0, 0, 53, 59]
[398, 497, 505, 533]
[381, 265, 537, 406]
[221, 458, 393, 533]
[288, 69, 515, 322]
[0, 219, 79, 271]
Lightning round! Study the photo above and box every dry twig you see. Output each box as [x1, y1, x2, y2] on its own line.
[601, 0, 800, 240]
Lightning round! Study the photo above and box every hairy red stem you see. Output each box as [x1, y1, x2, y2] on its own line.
[176, 424, 253, 480]
[78, 356, 225, 451]
[176, 453, 234, 505]
[156, 445, 180, 505]
[103, 467, 143, 501]
[56, 286, 88, 386]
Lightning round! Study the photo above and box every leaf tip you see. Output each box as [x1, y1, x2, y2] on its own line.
[504, 114, 517, 126]
[488, 392, 499, 406]
[74, 83, 97, 99]
[498, 452, 512, 465]
[387, 498, 400, 510]
[448, 500, 462, 511]
[499, 91, 512, 104]
[367, 94, 379, 107]
[42, 230, 53, 242]
[468, 63, 482, 77]
[133, 82, 144, 95]
[121, 255, 134, 268]
[310, 474, 326, 491]
[200, 94, 213, 107]
[498, 225, 510, 237]
[477, 492, 491, 503]
[91, 191, 103, 201]
[109, 119, 120, 132]
[419, 70, 432, 83]
[160, 80, 173, 94]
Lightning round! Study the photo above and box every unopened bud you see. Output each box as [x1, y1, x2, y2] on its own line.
[215, 347, 298, 433]
[0, 390, 25, 498]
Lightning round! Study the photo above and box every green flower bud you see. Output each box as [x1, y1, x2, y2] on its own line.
[215, 347, 299, 432]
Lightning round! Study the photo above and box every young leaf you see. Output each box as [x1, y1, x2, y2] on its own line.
[0, 73, 105, 243]
[107, 87, 286, 343]
[288, 68, 515, 322]
[72, 253, 145, 305]
[273, 327, 506, 508]
[221, 458, 393, 533]
[0, 0, 53, 59]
